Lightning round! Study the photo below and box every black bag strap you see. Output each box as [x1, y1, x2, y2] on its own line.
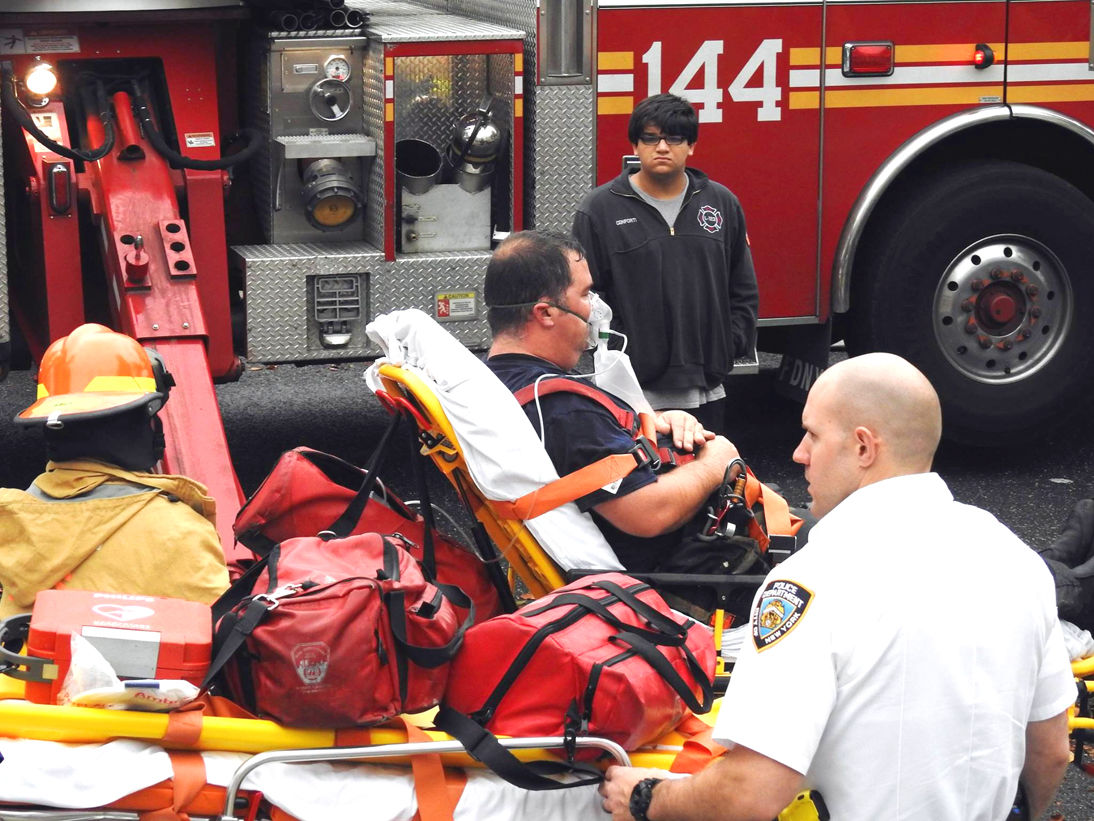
[324, 412, 402, 539]
[201, 544, 281, 693]
[609, 630, 714, 715]
[407, 430, 437, 579]
[520, 590, 688, 647]
[434, 704, 602, 791]
[385, 533, 476, 669]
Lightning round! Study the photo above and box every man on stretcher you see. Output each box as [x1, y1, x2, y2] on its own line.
[483, 230, 795, 619]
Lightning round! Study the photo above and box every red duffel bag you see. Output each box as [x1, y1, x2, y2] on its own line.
[234, 441, 505, 623]
[436, 573, 715, 789]
[203, 532, 473, 728]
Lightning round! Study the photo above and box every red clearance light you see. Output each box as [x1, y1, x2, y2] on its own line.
[842, 42, 895, 78]
[974, 43, 995, 69]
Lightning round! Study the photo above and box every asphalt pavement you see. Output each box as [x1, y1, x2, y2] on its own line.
[1, 359, 1093, 817]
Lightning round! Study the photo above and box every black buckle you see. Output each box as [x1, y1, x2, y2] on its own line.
[630, 436, 661, 471]
[767, 534, 797, 564]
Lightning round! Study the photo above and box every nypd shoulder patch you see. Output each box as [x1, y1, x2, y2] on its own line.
[753, 579, 813, 651]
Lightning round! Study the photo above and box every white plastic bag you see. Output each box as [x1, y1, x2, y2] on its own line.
[58, 634, 199, 711]
[1060, 619, 1094, 661]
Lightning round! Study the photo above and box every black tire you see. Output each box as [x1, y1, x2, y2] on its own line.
[848, 160, 1094, 445]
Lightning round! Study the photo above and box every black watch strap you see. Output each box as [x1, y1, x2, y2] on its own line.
[629, 777, 664, 821]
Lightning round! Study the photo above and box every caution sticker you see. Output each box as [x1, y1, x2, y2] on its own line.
[184, 132, 216, 149]
[753, 579, 813, 651]
[435, 291, 477, 322]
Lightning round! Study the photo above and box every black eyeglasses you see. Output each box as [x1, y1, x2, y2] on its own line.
[637, 133, 687, 146]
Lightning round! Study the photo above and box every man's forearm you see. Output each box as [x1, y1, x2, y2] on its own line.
[1021, 711, 1071, 818]
[645, 748, 802, 821]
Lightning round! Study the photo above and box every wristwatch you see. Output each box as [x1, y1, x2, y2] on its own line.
[629, 777, 664, 821]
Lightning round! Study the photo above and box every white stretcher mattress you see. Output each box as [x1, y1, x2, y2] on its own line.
[0, 737, 603, 821]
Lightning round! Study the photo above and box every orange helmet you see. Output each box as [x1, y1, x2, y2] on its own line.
[16, 323, 172, 429]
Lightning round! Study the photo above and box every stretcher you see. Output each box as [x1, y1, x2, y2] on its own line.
[363, 309, 769, 675]
[1068, 655, 1094, 774]
[0, 669, 724, 820]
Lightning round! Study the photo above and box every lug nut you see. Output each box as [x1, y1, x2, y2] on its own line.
[1012, 271, 1027, 284]
[1026, 284, 1039, 296]
[1018, 328, 1032, 340]
[971, 279, 987, 292]
[965, 318, 978, 334]
[990, 268, 1004, 280]
[977, 334, 992, 349]
[996, 340, 1013, 351]
[1030, 307, 1042, 319]
[961, 299, 975, 313]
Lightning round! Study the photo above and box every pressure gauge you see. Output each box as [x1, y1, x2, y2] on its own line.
[324, 55, 351, 82]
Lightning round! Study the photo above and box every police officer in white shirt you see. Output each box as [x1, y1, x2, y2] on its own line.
[600, 352, 1075, 821]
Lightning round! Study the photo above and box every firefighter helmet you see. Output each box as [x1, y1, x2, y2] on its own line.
[16, 323, 172, 429]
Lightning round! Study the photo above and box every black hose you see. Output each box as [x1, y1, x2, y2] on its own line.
[130, 83, 262, 171]
[0, 66, 116, 163]
[344, 8, 364, 27]
[298, 10, 319, 29]
[328, 8, 347, 28]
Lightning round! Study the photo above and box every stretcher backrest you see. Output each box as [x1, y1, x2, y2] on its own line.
[364, 310, 622, 599]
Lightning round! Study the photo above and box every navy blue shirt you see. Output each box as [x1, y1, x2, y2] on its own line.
[486, 353, 680, 572]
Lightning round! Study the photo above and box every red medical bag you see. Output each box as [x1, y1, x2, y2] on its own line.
[20, 589, 212, 704]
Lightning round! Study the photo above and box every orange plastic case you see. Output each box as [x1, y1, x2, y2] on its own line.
[25, 589, 212, 704]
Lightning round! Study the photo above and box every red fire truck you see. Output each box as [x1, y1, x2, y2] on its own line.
[3, 0, 1094, 549]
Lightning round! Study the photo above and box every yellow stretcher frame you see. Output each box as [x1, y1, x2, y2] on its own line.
[375, 362, 750, 676]
[376, 362, 566, 599]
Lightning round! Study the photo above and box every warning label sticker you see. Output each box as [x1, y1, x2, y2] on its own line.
[30, 112, 63, 151]
[435, 291, 477, 322]
[0, 30, 81, 54]
[184, 132, 216, 149]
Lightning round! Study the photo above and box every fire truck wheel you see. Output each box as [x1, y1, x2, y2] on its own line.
[849, 159, 1094, 445]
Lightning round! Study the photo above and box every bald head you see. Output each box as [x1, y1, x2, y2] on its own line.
[793, 353, 941, 517]
[815, 353, 941, 471]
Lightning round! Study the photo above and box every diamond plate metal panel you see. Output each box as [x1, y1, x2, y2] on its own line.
[531, 85, 595, 232]
[370, 253, 492, 349]
[233, 243, 491, 360]
[363, 42, 387, 250]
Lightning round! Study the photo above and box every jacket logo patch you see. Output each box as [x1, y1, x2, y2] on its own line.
[753, 579, 813, 651]
[697, 205, 723, 234]
[615, 217, 638, 226]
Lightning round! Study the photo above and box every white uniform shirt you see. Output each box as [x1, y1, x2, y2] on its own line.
[713, 473, 1075, 820]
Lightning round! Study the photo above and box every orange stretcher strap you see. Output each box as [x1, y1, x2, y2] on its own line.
[668, 714, 728, 775]
[138, 750, 206, 821]
[400, 717, 457, 821]
[490, 452, 641, 520]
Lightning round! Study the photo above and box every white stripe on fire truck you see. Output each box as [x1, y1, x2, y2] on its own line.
[790, 65, 1003, 87]
[789, 61, 1092, 89]
[385, 79, 394, 98]
[599, 74, 634, 93]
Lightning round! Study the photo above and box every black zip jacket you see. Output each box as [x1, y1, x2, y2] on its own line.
[572, 167, 759, 392]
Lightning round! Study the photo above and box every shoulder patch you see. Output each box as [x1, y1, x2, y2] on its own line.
[753, 579, 813, 651]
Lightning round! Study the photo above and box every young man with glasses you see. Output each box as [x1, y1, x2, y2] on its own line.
[573, 93, 759, 434]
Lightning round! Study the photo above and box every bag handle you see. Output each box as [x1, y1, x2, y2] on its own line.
[323, 412, 403, 539]
[609, 630, 715, 715]
[521, 589, 689, 647]
[200, 544, 281, 693]
[434, 704, 603, 791]
[385, 534, 476, 668]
